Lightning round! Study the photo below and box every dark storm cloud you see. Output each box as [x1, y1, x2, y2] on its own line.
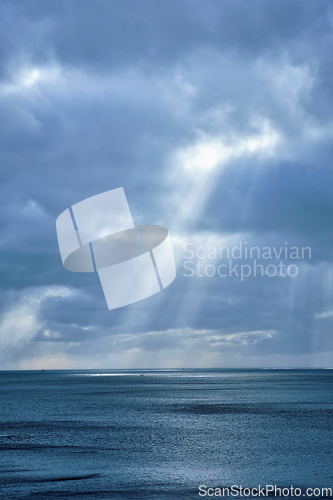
[1, 0, 330, 69]
[1, 0, 333, 368]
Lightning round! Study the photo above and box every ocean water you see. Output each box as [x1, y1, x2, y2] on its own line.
[0, 369, 332, 499]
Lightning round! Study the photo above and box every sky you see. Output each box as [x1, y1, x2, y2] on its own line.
[1, 0, 333, 369]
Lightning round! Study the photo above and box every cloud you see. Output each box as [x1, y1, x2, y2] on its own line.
[0, 286, 77, 367]
[1, 1, 333, 368]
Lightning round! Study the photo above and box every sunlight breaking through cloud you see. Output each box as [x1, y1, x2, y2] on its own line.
[179, 122, 279, 172]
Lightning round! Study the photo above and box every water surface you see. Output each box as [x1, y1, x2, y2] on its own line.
[0, 369, 332, 499]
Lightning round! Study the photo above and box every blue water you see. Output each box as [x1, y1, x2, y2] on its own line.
[0, 369, 332, 499]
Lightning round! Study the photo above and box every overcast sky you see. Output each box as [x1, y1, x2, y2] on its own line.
[1, 0, 333, 369]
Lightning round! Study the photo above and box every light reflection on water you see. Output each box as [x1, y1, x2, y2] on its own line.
[0, 369, 332, 499]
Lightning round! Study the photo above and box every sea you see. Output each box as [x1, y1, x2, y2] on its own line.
[0, 369, 332, 499]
